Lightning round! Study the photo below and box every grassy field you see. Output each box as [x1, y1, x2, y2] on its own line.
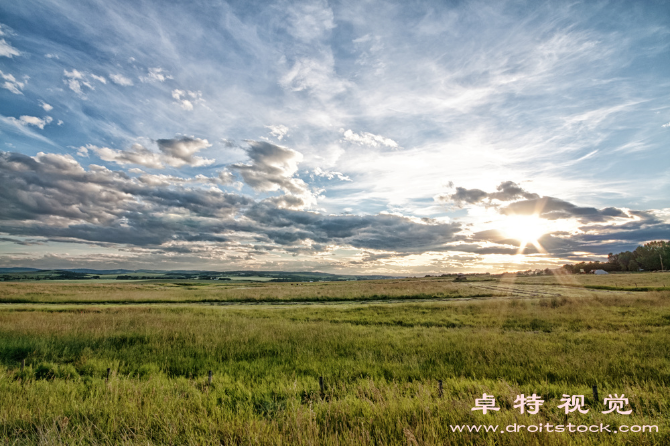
[0, 277, 499, 304]
[0, 273, 668, 444]
[511, 271, 670, 289]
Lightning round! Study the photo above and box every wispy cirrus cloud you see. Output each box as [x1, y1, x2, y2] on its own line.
[0, 38, 20, 58]
[139, 67, 172, 83]
[0, 70, 25, 94]
[171, 89, 203, 111]
[340, 129, 399, 149]
[0, 1, 668, 272]
[110, 73, 133, 86]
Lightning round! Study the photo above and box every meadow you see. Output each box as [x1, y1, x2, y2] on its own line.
[0, 277, 497, 304]
[0, 273, 669, 444]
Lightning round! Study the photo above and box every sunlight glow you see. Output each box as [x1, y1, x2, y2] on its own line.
[500, 215, 548, 255]
[502, 216, 545, 243]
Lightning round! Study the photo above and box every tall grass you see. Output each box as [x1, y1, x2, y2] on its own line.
[0, 289, 669, 443]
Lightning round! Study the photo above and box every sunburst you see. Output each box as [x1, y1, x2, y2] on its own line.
[500, 215, 547, 255]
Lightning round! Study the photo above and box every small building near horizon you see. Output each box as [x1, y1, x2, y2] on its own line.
[594, 269, 609, 275]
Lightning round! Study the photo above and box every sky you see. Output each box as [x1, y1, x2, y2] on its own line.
[0, 0, 668, 274]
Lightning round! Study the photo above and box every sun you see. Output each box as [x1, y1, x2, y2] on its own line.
[502, 216, 545, 243]
[500, 215, 547, 254]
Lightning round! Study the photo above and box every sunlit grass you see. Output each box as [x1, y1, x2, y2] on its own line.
[0, 283, 669, 444]
[0, 277, 499, 304]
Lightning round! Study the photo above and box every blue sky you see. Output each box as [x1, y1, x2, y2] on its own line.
[0, 0, 668, 273]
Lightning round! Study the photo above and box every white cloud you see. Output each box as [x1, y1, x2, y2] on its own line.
[90, 74, 107, 84]
[91, 143, 164, 169]
[63, 69, 94, 96]
[156, 137, 214, 167]
[110, 73, 133, 86]
[266, 124, 289, 140]
[18, 115, 52, 129]
[313, 167, 352, 182]
[279, 53, 349, 101]
[285, 1, 335, 42]
[64, 69, 84, 79]
[353, 34, 385, 75]
[44, 53, 59, 59]
[39, 101, 53, 112]
[216, 170, 234, 185]
[662, 122, 670, 128]
[0, 38, 20, 58]
[0, 116, 56, 145]
[172, 89, 203, 111]
[172, 89, 192, 110]
[340, 129, 399, 149]
[0, 70, 25, 94]
[561, 103, 638, 131]
[65, 78, 83, 95]
[140, 67, 172, 83]
[232, 140, 315, 207]
[89, 137, 214, 169]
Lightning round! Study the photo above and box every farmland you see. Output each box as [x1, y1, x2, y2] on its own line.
[0, 273, 669, 444]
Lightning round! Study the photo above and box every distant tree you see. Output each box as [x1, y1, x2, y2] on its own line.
[633, 241, 669, 271]
[618, 251, 634, 271]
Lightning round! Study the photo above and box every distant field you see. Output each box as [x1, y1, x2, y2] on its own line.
[510, 271, 670, 289]
[0, 276, 500, 304]
[0, 272, 667, 305]
[0, 274, 668, 444]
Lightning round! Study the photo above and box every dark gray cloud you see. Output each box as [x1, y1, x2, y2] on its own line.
[0, 151, 248, 225]
[1, 152, 665, 268]
[441, 180, 629, 224]
[0, 151, 253, 246]
[439, 181, 539, 205]
[244, 202, 462, 252]
[447, 187, 488, 205]
[501, 196, 629, 223]
[574, 210, 670, 248]
[0, 151, 132, 223]
[489, 181, 540, 201]
[0, 236, 44, 246]
[0, 151, 464, 254]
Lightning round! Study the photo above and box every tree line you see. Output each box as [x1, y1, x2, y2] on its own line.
[562, 240, 669, 274]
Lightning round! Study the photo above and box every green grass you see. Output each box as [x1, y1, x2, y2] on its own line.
[513, 271, 670, 289]
[0, 278, 668, 444]
[0, 279, 494, 304]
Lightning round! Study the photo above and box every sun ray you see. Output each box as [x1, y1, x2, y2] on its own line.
[499, 215, 548, 255]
